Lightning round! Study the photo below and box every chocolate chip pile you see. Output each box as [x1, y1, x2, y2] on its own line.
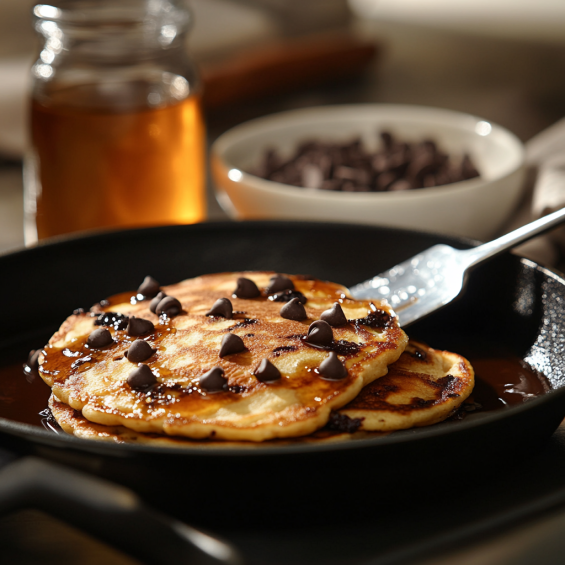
[253, 132, 480, 192]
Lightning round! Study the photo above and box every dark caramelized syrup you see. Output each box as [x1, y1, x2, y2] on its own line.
[302, 338, 362, 356]
[469, 357, 550, 411]
[349, 308, 393, 329]
[39, 319, 177, 386]
[0, 364, 51, 427]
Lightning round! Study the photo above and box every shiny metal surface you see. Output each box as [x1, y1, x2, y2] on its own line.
[350, 205, 565, 326]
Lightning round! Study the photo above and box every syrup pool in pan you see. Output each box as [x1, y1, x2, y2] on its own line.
[0, 350, 550, 435]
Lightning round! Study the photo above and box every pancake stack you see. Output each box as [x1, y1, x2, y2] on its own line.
[36, 272, 474, 444]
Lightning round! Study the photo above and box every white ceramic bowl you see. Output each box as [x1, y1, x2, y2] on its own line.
[211, 105, 526, 240]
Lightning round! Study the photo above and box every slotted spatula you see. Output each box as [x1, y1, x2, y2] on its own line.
[349, 206, 565, 327]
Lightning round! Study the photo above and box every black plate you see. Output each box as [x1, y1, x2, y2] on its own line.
[2, 221, 565, 527]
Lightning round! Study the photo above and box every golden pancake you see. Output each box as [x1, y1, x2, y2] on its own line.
[49, 340, 474, 445]
[39, 272, 407, 441]
[338, 341, 474, 431]
[49, 394, 372, 447]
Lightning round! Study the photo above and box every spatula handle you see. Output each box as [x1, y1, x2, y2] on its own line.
[465, 206, 565, 267]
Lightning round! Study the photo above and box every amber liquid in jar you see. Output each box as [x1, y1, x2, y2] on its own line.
[29, 80, 206, 240]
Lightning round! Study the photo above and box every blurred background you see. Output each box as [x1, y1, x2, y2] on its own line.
[1, 0, 565, 253]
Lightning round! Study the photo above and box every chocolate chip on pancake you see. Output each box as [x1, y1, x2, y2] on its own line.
[321, 302, 347, 327]
[94, 311, 129, 331]
[350, 308, 393, 329]
[280, 298, 307, 321]
[305, 320, 333, 346]
[199, 367, 228, 393]
[219, 333, 246, 357]
[266, 274, 294, 294]
[137, 276, 160, 298]
[319, 352, 347, 380]
[86, 328, 113, 349]
[126, 317, 154, 336]
[149, 291, 167, 314]
[125, 340, 155, 363]
[268, 289, 307, 304]
[127, 364, 157, 390]
[233, 277, 260, 299]
[206, 298, 233, 319]
[253, 359, 281, 383]
[156, 296, 182, 317]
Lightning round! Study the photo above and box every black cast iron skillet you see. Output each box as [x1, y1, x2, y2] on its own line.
[2, 221, 565, 547]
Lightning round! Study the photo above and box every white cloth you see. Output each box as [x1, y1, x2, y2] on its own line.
[507, 119, 565, 266]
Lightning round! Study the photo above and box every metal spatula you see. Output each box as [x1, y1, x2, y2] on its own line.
[349, 206, 565, 327]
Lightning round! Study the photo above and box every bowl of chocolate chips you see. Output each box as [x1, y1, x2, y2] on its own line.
[211, 104, 525, 240]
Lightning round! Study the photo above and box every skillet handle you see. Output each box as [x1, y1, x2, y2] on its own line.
[0, 456, 243, 565]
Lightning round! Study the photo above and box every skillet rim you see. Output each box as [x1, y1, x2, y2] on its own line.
[0, 222, 564, 458]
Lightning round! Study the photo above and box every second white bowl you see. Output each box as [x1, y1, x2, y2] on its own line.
[211, 105, 526, 241]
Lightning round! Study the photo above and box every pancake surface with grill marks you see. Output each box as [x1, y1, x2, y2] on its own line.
[39, 272, 408, 441]
[338, 341, 474, 431]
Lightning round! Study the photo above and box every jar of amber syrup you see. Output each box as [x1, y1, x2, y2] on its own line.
[25, 0, 205, 243]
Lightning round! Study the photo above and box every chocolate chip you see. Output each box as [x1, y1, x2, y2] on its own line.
[199, 367, 228, 393]
[206, 298, 233, 319]
[233, 277, 260, 299]
[280, 298, 307, 321]
[376, 171, 398, 191]
[86, 327, 114, 349]
[150, 291, 167, 314]
[266, 274, 294, 294]
[253, 359, 281, 383]
[462, 154, 480, 180]
[126, 340, 155, 363]
[156, 296, 182, 317]
[127, 317, 154, 336]
[388, 179, 412, 192]
[305, 320, 333, 346]
[127, 364, 157, 390]
[219, 333, 246, 357]
[351, 309, 393, 329]
[319, 352, 347, 380]
[301, 163, 324, 189]
[381, 131, 393, 150]
[320, 302, 347, 327]
[137, 276, 160, 298]
[268, 289, 307, 304]
[94, 312, 129, 331]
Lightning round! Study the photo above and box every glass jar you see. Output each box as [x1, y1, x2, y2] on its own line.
[25, 0, 206, 244]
